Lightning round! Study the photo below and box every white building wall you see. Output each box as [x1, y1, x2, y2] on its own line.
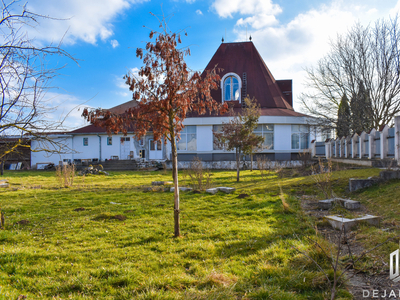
[101, 135, 121, 160]
[196, 125, 213, 152]
[73, 135, 100, 160]
[274, 124, 292, 151]
[31, 136, 74, 168]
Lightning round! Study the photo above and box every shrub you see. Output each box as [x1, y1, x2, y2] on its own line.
[55, 164, 76, 188]
[187, 157, 212, 191]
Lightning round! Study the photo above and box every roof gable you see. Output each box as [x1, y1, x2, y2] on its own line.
[203, 41, 293, 110]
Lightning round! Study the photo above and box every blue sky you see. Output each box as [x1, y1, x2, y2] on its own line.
[18, 0, 400, 129]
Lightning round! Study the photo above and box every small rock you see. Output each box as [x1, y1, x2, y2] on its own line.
[206, 188, 219, 195]
[110, 202, 121, 205]
[218, 187, 235, 194]
[152, 181, 173, 186]
[0, 183, 9, 188]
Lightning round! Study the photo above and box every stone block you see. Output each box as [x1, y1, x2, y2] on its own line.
[152, 181, 173, 186]
[318, 199, 334, 210]
[206, 188, 219, 194]
[325, 214, 380, 231]
[343, 200, 361, 210]
[0, 183, 9, 188]
[349, 178, 376, 192]
[380, 170, 400, 181]
[218, 187, 235, 194]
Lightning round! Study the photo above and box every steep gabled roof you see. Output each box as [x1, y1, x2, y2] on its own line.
[203, 41, 293, 110]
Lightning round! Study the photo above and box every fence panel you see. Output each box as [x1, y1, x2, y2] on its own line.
[388, 127, 395, 157]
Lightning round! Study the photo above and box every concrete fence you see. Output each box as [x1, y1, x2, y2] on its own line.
[311, 116, 400, 164]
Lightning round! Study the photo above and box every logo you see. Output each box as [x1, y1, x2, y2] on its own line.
[391, 244, 400, 282]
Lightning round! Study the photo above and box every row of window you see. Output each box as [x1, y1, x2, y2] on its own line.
[83, 137, 113, 146]
[81, 125, 310, 150]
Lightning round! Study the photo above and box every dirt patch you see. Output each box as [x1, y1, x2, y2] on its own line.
[73, 207, 85, 212]
[237, 193, 250, 199]
[113, 215, 127, 221]
[299, 195, 400, 299]
[15, 220, 30, 225]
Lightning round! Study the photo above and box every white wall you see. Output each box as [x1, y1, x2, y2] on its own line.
[72, 135, 100, 160]
[274, 125, 292, 151]
[196, 125, 213, 152]
[31, 136, 74, 168]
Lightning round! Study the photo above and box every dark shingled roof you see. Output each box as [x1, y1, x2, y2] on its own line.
[203, 41, 293, 110]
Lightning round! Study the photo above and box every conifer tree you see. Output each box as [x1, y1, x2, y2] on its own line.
[336, 94, 351, 137]
[350, 81, 373, 133]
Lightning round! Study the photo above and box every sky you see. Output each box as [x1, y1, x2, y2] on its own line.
[13, 0, 400, 129]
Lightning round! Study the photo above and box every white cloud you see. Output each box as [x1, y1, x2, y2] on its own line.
[23, 0, 148, 45]
[186, 0, 196, 3]
[215, 0, 399, 111]
[42, 92, 91, 130]
[196, 9, 203, 15]
[212, 0, 282, 19]
[110, 39, 120, 48]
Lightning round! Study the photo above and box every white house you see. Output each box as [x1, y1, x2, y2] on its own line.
[31, 41, 312, 168]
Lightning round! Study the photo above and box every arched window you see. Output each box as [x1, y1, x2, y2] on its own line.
[221, 73, 241, 102]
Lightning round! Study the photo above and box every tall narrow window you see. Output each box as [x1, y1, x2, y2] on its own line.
[254, 124, 274, 149]
[221, 73, 241, 102]
[83, 137, 88, 146]
[107, 137, 112, 145]
[177, 126, 196, 151]
[291, 125, 309, 150]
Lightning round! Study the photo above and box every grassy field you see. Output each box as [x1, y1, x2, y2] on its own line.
[0, 166, 395, 299]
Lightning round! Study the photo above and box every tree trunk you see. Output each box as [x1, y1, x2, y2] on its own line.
[0, 161, 3, 176]
[250, 152, 253, 171]
[236, 148, 240, 182]
[170, 138, 180, 237]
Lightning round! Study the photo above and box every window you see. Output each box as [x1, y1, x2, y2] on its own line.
[177, 126, 196, 151]
[150, 139, 162, 151]
[83, 137, 88, 146]
[213, 125, 224, 150]
[120, 137, 130, 143]
[221, 73, 241, 102]
[291, 125, 309, 149]
[107, 137, 112, 145]
[254, 124, 274, 150]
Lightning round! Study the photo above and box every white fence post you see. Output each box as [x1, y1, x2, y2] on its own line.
[311, 140, 316, 157]
[380, 125, 389, 159]
[325, 140, 331, 158]
[360, 131, 367, 158]
[395, 116, 400, 163]
[352, 133, 358, 159]
[369, 129, 376, 159]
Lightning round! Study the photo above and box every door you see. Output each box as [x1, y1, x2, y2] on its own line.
[120, 137, 131, 159]
[149, 139, 163, 159]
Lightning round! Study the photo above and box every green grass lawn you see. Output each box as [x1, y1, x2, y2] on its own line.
[0, 167, 387, 299]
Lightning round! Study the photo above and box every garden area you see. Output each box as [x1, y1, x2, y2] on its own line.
[0, 164, 399, 299]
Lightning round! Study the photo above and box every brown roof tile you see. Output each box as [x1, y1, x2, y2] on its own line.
[203, 41, 293, 110]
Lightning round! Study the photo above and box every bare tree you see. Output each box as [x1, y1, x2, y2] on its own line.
[301, 16, 400, 131]
[0, 0, 76, 165]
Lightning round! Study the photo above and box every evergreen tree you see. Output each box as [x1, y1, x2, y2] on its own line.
[337, 94, 351, 137]
[350, 81, 373, 134]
